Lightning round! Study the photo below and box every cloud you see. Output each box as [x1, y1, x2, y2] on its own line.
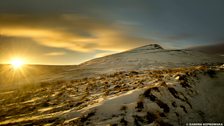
[0, 14, 154, 52]
[45, 52, 66, 56]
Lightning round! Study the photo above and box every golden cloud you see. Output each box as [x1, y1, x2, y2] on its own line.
[45, 52, 66, 56]
[0, 14, 154, 52]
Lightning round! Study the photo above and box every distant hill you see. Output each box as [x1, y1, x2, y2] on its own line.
[188, 43, 224, 55]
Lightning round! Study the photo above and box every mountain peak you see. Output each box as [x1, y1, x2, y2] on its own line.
[142, 44, 163, 49]
[130, 44, 164, 51]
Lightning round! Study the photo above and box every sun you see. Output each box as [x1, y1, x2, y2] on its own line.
[10, 58, 25, 69]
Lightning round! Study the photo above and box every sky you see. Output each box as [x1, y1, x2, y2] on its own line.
[0, 0, 224, 65]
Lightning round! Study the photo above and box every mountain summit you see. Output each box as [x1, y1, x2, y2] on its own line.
[129, 44, 164, 51]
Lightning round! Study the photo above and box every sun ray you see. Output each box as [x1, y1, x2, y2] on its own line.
[10, 58, 25, 69]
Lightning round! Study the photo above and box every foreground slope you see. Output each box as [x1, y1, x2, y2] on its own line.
[0, 65, 223, 125]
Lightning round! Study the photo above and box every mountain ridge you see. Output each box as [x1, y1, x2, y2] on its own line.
[79, 44, 223, 73]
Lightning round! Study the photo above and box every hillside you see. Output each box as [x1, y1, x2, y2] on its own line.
[0, 44, 224, 125]
[79, 44, 223, 73]
[0, 65, 223, 125]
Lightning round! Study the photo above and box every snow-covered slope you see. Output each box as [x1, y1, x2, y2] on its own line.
[79, 44, 223, 74]
[62, 66, 224, 126]
[0, 65, 223, 125]
[0, 44, 223, 125]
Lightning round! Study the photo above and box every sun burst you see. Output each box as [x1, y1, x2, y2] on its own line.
[10, 58, 25, 69]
